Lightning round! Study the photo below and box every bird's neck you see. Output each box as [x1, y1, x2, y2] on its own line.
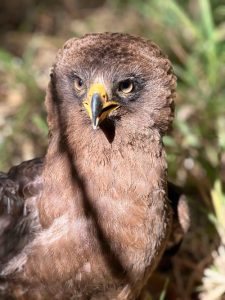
[36, 127, 171, 283]
[38, 127, 167, 229]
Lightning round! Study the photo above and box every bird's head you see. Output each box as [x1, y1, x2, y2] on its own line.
[46, 33, 176, 143]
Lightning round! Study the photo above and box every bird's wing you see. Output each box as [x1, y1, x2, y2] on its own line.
[0, 158, 43, 264]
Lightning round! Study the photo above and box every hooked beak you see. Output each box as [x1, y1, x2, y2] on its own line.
[83, 83, 120, 129]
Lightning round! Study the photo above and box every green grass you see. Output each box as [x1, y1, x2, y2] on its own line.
[0, 47, 47, 171]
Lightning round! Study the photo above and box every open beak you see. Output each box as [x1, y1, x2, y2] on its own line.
[83, 83, 120, 129]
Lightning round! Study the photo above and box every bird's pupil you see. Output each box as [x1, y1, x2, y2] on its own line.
[122, 80, 130, 89]
[78, 79, 83, 86]
[119, 79, 134, 94]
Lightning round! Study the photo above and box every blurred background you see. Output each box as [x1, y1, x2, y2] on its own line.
[0, 0, 225, 299]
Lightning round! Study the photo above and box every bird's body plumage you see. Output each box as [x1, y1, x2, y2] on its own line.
[0, 33, 188, 299]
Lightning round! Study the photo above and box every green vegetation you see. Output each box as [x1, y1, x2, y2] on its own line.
[0, 47, 46, 169]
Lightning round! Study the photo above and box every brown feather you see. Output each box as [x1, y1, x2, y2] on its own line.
[0, 33, 188, 299]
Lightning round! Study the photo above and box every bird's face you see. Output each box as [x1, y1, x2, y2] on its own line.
[70, 68, 149, 131]
[49, 33, 176, 138]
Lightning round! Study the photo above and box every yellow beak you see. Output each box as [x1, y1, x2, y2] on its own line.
[83, 83, 120, 129]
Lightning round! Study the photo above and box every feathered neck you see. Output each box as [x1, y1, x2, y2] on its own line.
[38, 120, 167, 229]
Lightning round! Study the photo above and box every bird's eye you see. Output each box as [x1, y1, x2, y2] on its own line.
[118, 79, 134, 94]
[74, 76, 84, 92]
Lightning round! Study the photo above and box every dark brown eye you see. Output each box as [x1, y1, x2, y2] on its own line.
[74, 76, 84, 92]
[118, 79, 134, 94]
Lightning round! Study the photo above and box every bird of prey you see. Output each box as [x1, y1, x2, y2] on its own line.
[0, 33, 189, 299]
